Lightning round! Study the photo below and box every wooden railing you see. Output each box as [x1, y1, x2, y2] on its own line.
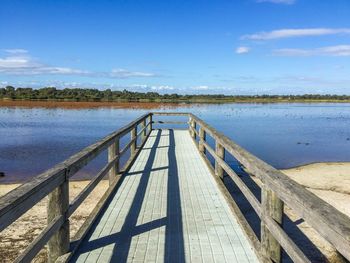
[0, 113, 152, 263]
[1, 112, 350, 263]
[154, 113, 350, 263]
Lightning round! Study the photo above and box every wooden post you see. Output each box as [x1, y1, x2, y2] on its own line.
[47, 179, 69, 263]
[198, 127, 206, 154]
[189, 117, 193, 137]
[261, 185, 284, 263]
[193, 121, 197, 140]
[149, 114, 153, 133]
[108, 138, 119, 185]
[141, 118, 147, 143]
[131, 126, 137, 155]
[215, 141, 225, 180]
[189, 117, 196, 139]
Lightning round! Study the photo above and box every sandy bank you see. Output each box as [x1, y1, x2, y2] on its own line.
[0, 100, 194, 109]
[282, 162, 350, 218]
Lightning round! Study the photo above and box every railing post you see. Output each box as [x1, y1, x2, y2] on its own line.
[47, 178, 69, 263]
[189, 116, 196, 139]
[149, 114, 153, 133]
[131, 125, 137, 155]
[141, 118, 147, 143]
[108, 137, 119, 185]
[199, 127, 206, 153]
[215, 141, 225, 180]
[189, 116, 193, 137]
[261, 185, 284, 263]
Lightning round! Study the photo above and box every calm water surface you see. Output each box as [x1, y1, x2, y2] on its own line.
[1, 103, 350, 183]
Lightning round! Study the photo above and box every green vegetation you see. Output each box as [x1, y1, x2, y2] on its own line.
[1, 86, 350, 103]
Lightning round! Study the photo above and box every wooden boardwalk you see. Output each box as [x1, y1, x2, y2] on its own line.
[71, 130, 258, 262]
[3, 113, 350, 263]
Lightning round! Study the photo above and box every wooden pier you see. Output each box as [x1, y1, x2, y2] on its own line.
[1, 112, 350, 263]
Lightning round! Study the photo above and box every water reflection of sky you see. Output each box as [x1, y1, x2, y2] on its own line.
[1, 103, 350, 183]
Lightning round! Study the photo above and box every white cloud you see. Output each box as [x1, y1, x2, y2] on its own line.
[0, 50, 156, 78]
[242, 28, 350, 40]
[151, 85, 174, 91]
[191, 85, 210, 90]
[235, 46, 250, 54]
[256, 0, 295, 4]
[3, 49, 28, 54]
[274, 45, 350, 56]
[109, 69, 155, 78]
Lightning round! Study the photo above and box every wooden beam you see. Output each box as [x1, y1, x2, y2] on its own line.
[108, 138, 119, 185]
[215, 141, 225, 180]
[198, 127, 206, 153]
[47, 178, 69, 263]
[261, 186, 283, 263]
[130, 126, 137, 155]
[149, 114, 153, 131]
[151, 112, 189, 116]
[141, 119, 147, 143]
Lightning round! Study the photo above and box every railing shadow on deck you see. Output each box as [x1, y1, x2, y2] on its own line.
[71, 129, 185, 262]
[224, 170, 326, 262]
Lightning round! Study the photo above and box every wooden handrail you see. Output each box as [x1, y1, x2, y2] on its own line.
[0, 113, 151, 262]
[187, 113, 350, 262]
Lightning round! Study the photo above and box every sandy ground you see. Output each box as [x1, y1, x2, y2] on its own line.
[282, 162, 350, 217]
[1, 163, 350, 262]
[0, 180, 109, 262]
[281, 162, 350, 262]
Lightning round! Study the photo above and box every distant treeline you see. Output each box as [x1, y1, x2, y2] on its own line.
[1, 86, 350, 102]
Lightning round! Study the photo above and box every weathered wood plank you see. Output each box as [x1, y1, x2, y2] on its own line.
[198, 127, 206, 153]
[141, 119, 147, 143]
[108, 139, 119, 185]
[0, 165, 66, 231]
[152, 121, 188, 124]
[215, 141, 225, 180]
[148, 114, 153, 131]
[261, 186, 283, 263]
[151, 112, 189, 116]
[131, 126, 137, 155]
[47, 179, 69, 263]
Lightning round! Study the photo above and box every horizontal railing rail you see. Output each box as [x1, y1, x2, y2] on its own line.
[152, 112, 350, 263]
[0, 113, 152, 262]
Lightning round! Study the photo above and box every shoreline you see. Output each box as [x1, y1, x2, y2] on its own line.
[1, 162, 349, 262]
[1, 99, 350, 109]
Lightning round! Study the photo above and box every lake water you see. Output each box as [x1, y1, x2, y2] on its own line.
[1, 103, 350, 183]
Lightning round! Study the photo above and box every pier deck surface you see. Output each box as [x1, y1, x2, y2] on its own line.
[71, 129, 258, 263]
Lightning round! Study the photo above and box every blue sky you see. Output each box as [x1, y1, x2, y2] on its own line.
[1, 0, 350, 94]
